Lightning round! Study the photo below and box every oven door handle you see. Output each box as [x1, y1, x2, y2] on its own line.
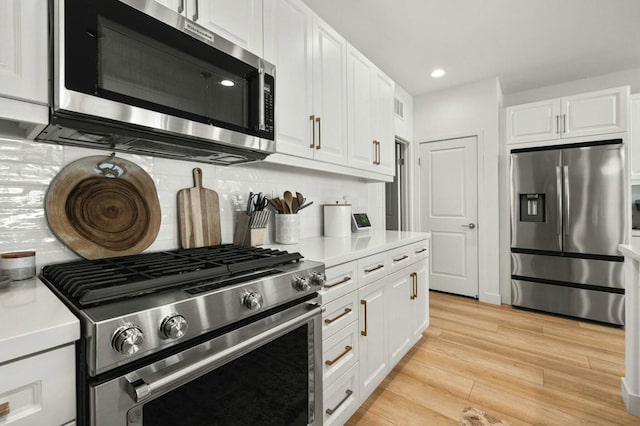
[127, 303, 322, 404]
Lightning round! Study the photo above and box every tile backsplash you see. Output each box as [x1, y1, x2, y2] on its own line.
[0, 139, 383, 268]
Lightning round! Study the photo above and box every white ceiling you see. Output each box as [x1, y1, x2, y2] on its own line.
[300, 0, 640, 96]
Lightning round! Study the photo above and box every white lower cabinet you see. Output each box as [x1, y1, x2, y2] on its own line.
[357, 278, 388, 403]
[319, 238, 430, 421]
[0, 344, 76, 426]
[323, 364, 359, 426]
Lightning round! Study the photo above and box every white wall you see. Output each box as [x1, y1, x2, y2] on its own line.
[413, 77, 502, 304]
[504, 67, 640, 106]
[0, 138, 380, 270]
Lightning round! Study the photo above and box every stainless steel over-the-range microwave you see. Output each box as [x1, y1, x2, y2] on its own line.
[38, 0, 276, 165]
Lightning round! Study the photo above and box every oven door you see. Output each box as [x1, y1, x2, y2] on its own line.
[90, 301, 322, 426]
[55, 0, 275, 149]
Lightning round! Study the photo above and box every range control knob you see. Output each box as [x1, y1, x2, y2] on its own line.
[160, 314, 188, 339]
[112, 325, 144, 356]
[292, 274, 310, 291]
[309, 271, 326, 287]
[242, 290, 263, 311]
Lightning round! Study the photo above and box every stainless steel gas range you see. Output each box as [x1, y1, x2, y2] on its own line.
[40, 244, 325, 426]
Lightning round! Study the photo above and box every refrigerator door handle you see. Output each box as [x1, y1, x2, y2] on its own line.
[563, 165, 570, 237]
[556, 166, 562, 241]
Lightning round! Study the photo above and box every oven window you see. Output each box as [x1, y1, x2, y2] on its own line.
[141, 324, 311, 425]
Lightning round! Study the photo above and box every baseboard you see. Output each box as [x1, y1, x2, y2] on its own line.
[480, 292, 501, 305]
[621, 377, 640, 416]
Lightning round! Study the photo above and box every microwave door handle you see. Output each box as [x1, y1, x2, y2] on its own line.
[127, 304, 321, 403]
[258, 60, 266, 131]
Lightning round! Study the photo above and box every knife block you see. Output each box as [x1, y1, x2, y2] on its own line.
[233, 211, 270, 247]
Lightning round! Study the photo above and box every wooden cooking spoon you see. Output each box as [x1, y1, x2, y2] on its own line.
[283, 191, 293, 214]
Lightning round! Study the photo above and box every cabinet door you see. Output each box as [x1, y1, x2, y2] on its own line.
[411, 261, 429, 343]
[505, 99, 561, 145]
[372, 69, 395, 176]
[631, 94, 640, 182]
[358, 279, 388, 403]
[312, 17, 348, 165]
[151, 0, 186, 15]
[386, 271, 412, 367]
[0, 0, 47, 104]
[562, 87, 629, 139]
[347, 45, 376, 172]
[263, 0, 314, 158]
[194, 0, 264, 55]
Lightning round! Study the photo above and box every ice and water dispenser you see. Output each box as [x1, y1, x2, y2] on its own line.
[519, 193, 545, 222]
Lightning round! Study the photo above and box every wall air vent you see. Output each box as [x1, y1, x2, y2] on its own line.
[394, 97, 404, 118]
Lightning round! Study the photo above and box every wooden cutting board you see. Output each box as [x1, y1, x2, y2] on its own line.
[178, 168, 222, 248]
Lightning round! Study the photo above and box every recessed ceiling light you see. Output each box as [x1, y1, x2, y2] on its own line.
[431, 69, 446, 78]
[220, 79, 235, 87]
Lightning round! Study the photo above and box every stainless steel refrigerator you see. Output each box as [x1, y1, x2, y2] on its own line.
[510, 140, 626, 325]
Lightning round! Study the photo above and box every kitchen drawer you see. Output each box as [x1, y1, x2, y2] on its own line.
[323, 363, 359, 426]
[387, 244, 414, 274]
[410, 240, 429, 262]
[322, 321, 359, 387]
[0, 344, 75, 426]
[322, 291, 358, 339]
[320, 261, 358, 305]
[357, 252, 388, 287]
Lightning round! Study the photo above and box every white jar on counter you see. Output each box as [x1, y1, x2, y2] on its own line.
[323, 202, 352, 237]
[0, 251, 36, 281]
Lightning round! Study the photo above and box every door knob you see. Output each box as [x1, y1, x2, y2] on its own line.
[462, 223, 476, 229]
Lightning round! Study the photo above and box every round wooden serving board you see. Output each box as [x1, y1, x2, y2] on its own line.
[45, 155, 161, 259]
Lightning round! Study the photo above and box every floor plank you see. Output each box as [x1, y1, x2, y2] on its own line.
[347, 291, 638, 426]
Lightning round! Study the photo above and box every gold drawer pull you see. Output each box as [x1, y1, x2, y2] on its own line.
[364, 264, 384, 273]
[324, 308, 352, 325]
[393, 255, 408, 263]
[326, 389, 353, 415]
[325, 345, 353, 366]
[361, 300, 368, 336]
[309, 115, 316, 148]
[415, 248, 427, 254]
[0, 401, 10, 417]
[324, 276, 351, 289]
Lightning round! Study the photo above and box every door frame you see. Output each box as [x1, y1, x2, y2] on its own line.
[415, 129, 500, 305]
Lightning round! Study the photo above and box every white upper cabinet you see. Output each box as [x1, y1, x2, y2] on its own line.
[506, 86, 629, 145]
[347, 45, 395, 176]
[0, 0, 47, 105]
[152, 0, 264, 55]
[264, 0, 347, 165]
[195, 0, 264, 56]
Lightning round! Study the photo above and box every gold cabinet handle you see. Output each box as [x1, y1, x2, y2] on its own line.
[364, 264, 384, 273]
[309, 115, 316, 148]
[563, 113, 567, 133]
[393, 255, 408, 263]
[192, 0, 199, 21]
[315, 116, 321, 149]
[376, 141, 381, 164]
[325, 345, 353, 366]
[324, 276, 351, 289]
[410, 272, 417, 300]
[372, 140, 377, 165]
[556, 115, 560, 134]
[326, 389, 353, 415]
[415, 248, 427, 254]
[360, 300, 367, 336]
[0, 402, 9, 417]
[324, 307, 352, 325]
[178, 0, 184, 13]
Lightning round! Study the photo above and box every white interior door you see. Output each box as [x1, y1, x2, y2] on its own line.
[419, 137, 478, 298]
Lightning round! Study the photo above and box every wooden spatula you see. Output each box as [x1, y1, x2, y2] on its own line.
[177, 168, 222, 248]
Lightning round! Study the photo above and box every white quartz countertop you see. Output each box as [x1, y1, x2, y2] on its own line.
[620, 244, 640, 261]
[267, 230, 430, 267]
[0, 278, 80, 365]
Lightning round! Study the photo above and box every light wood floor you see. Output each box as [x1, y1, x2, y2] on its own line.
[346, 291, 638, 426]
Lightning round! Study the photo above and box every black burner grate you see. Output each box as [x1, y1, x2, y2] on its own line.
[40, 245, 302, 307]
